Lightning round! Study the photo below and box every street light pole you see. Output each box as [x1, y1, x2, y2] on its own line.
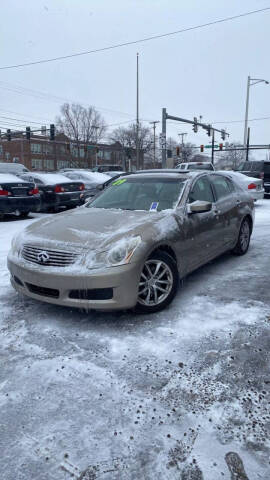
[243, 76, 269, 145]
[136, 53, 140, 170]
[149, 120, 159, 167]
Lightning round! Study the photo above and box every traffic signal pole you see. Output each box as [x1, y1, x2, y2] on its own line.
[211, 130, 215, 165]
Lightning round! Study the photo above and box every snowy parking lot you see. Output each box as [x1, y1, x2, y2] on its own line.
[0, 201, 269, 479]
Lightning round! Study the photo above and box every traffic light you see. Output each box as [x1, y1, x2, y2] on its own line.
[26, 126, 31, 141]
[6, 129, 11, 141]
[221, 129, 226, 141]
[200, 145, 204, 152]
[176, 146, 180, 156]
[219, 143, 223, 151]
[206, 125, 212, 136]
[193, 117, 198, 133]
[50, 124, 55, 141]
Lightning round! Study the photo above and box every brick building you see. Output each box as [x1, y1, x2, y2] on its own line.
[0, 132, 139, 171]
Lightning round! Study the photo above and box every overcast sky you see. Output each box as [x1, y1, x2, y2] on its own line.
[1, 0, 270, 158]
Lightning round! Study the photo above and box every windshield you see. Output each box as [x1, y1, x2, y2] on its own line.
[87, 177, 186, 211]
[187, 164, 213, 170]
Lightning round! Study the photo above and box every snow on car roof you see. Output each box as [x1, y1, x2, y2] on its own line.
[0, 173, 27, 183]
[64, 171, 110, 183]
[30, 173, 77, 184]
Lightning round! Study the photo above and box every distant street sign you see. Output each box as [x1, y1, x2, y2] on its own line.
[159, 133, 166, 149]
[205, 144, 218, 148]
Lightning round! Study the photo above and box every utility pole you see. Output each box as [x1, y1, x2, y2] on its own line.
[244, 76, 251, 146]
[136, 53, 140, 170]
[150, 120, 159, 167]
[246, 127, 250, 161]
[178, 132, 187, 161]
[211, 129, 215, 165]
[161, 108, 167, 168]
[92, 125, 99, 167]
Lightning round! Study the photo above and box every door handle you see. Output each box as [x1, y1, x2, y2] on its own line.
[214, 209, 221, 215]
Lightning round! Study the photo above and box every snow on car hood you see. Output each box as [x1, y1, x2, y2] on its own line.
[19, 207, 181, 252]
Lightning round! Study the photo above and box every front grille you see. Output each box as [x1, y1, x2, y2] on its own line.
[69, 288, 113, 300]
[26, 283, 59, 298]
[21, 245, 79, 267]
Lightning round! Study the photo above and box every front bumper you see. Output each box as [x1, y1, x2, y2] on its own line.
[0, 196, 40, 214]
[7, 256, 141, 311]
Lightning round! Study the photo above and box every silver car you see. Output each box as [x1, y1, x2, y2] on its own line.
[8, 171, 254, 313]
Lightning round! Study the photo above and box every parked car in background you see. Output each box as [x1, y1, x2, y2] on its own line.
[237, 160, 270, 196]
[104, 170, 125, 178]
[92, 165, 124, 173]
[0, 163, 29, 175]
[219, 171, 265, 201]
[0, 173, 40, 218]
[62, 170, 110, 203]
[176, 162, 215, 171]
[19, 172, 85, 212]
[8, 171, 254, 313]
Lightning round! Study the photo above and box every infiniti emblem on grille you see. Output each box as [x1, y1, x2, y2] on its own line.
[37, 251, 50, 263]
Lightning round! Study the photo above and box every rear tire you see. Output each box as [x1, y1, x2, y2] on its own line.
[135, 251, 178, 314]
[232, 218, 251, 256]
[19, 212, 29, 218]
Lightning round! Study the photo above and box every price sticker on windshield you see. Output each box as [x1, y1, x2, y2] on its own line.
[112, 178, 127, 186]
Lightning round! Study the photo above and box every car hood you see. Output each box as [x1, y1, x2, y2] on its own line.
[21, 207, 180, 252]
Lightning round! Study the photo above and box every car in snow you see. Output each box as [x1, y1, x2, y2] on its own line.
[91, 164, 124, 173]
[8, 171, 254, 313]
[236, 160, 270, 196]
[19, 172, 85, 212]
[0, 173, 40, 218]
[176, 162, 215, 171]
[0, 162, 29, 175]
[62, 170, 110, 203]
[218, 171, 265, 201]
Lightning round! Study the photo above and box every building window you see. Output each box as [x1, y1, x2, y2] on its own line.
[80, 148, 85, 158]
[44, 159, 55, 170]
[31, 143, 42, 154]
[5, 152, 10, 161]
[59, 144, 66, 154]
[43, 144, 53, 154]
[104, 151, 111, 161]
[57, 160, 70, 169]
[13, 157, 20, 163]
[32, 158, 43, 170]
[0, 145, 3, 156]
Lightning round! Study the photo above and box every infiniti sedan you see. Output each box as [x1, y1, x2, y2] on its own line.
[8, 171, 254, 313]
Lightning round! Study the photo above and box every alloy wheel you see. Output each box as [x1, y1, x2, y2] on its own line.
[240, 220, 250, 251]
[138, 259, 173, 306]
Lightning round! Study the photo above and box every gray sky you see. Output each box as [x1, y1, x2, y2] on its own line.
[1, 0, 270, 157]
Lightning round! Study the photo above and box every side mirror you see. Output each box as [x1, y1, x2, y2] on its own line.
[97, 184, 103, 190]
[188, 200, 212, 214]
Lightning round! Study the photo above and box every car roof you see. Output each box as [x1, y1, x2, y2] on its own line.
[122, 171, 199, 180]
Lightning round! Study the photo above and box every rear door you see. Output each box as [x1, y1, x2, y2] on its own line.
[209, 174, 239, 248]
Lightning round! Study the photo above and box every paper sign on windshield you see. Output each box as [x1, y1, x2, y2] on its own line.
[150, 202, 159, 211]
[112, 178, 127, 186]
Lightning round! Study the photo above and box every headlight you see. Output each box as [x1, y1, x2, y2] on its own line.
[85, 236, 141, 269]
[107, 236, 141, 266]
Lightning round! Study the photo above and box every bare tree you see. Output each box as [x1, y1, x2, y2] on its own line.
[56, 103, 107, 166]
[181, 142, 197, 162]
[110, 123, 152, 168]
[215, 142, 252, 170]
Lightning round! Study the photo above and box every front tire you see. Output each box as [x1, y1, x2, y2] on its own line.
[232, 218, 251, 256]
[135, 251, 178, 314]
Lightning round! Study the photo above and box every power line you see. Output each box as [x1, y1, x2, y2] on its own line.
[0, 7, 269, 70]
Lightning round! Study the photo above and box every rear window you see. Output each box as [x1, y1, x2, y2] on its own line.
[238, 161, 263, 172]
[187, 163, 214, 171]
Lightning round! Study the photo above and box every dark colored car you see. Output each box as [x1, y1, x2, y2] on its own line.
[92, 165, 124, 173]
[0, 163, 29, 175]
[19, 173, 85, 212]
[237, 161, 270, 194]
[0, 173, 40, 218]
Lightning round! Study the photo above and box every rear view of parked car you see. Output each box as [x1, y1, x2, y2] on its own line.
[237, 160, 270, 196]
[62, 170, 110, 203]
[0, 173, 40, 218]
[19, 173, 84, 212]
[220, 171, 265, 201]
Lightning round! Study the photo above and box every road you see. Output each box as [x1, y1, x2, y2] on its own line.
[0, 201, 269, 480]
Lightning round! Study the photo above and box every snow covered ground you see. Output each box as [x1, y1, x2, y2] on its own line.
[0, 202, 269, 480]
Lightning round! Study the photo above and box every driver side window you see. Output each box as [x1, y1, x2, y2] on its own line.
[188, 177, 214, 203]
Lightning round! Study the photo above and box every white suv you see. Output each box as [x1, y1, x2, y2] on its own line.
[176, 162, 215, 171]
